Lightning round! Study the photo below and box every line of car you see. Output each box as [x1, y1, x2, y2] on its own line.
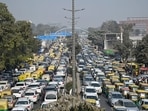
[0, 39, 70, 111]
[77, 37, 141, 111]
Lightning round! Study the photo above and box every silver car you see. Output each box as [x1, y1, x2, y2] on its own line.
[108, 91, 123, 106]
[114, 99, 139, 111]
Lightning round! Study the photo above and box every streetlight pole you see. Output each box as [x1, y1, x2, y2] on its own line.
[63, 0, 84, 96]
[72, 0, 76, 96]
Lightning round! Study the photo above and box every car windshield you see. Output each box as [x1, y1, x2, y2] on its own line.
[144, 101, 148, 105]
[85, 77, 93, 81]
[24, 79, 32, 82]
[25, 93, 34, 96]
[16, 83, 24, 86]
[44, 87, 56, 92]
[0, 82, 6, 85]
[12, 89, 19, 93]
[28, 84, 39, 88]
[46, 94, 56, 99]
[86, 95, 98, 100]
[16, 101, 28, 105]
[112, 94, 123, 98]
[86, 88, 96, 93]
[114, 109, 126, 111]
[91, 83, 100, 87]
[124, 101, 136, 107]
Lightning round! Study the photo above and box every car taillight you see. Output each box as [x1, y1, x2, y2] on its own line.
[33, 95, 36, 98]
[27, 106, 30, 108]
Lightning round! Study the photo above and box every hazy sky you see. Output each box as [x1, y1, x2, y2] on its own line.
[0, 0, 148, 28]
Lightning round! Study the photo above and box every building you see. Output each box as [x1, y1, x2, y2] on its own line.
[120, 17, 148, 46]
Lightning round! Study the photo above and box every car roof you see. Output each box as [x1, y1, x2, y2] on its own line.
[110, 91, 122, 94]
[30, 82, 40, 85]
[45, 91, 57, 95]
[25, 89, 36, 93]
[85, 86, 95, 89]
[90, 81, 100, 84]
[119, 99, 133, 102]
[16, 82, 25, 84]
[85, 93, 98, 96]
[49, 81, 58, 84]
[17, 97, 29, 101]
[11, 86, 21, 89]
[142, 99, 148, 102]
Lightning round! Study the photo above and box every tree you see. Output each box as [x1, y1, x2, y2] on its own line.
[87, 28, 105, 51]
[0, 3, 16, 69]
[100, 20, 120, 33]
[135, 35, 148, 66]
[113, 24, 133, 61]
[0, 3, 41, 70]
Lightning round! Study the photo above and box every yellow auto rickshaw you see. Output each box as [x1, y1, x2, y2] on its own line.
[139, 99, 148, 110]
[48, 65, 55, 71]
[106, 72, 115, 79]
[102, 81, 112, 93]
[110, 78, 120, 85]
[0, 99, 8, 111]
[136, 90, 148, 100]
[18, 71, 32, 81]
[85, 98, 96, 106]
[129, 84, 139, 92]
[105, 85, 115, 97]
[120, 77, 130, 83]
[115, 82, 124, 91]
[31, 72, 40, 80]
[127, 92, 139, 105]
[36, 68, 45, 76]
[1, 89, 12, 98]
[120, 87, 130, 98]
[139, 83, 148, 90]
[110, 75, 119, 79]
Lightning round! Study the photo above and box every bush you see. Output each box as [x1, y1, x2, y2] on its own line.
[34, 95, 105, 111]
[65, 81, 73, 93]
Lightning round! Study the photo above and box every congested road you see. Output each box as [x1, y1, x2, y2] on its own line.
[0, 35, 146, 111]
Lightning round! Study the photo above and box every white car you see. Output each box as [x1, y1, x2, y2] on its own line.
[0, 81, 10, 89]
[90, 81, 102, 94]
[44, 91, 58, 103]
[11, 87, 26, 98]
[83, 93, 100, 107]
[24, 89, 40, 103]
[15, 97, 34, 111]
[28, 82, 42, 94]
[12, 106, 28, 111]
[41, 101, 50, 109]
[24, 78, 35, 85]
[15, 82, 28, 90]
[83, 86, 97, 96]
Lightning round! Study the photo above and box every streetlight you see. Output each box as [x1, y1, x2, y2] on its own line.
[63, 0, 84, 96]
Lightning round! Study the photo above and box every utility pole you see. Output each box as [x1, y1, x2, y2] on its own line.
[63, 0, 84, 96]
[72, 0, 76, 96]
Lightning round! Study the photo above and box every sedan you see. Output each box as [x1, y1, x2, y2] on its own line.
[90, 81, 102, 94]
[114, 99, 139, 111]
[15, 97, 34, 111]
[108, 91, 123, 106]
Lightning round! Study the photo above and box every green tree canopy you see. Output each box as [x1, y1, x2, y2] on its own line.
[0, 3, 41, 70]
[135, 35, 148, 66]
[100, 20, 120, 33]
